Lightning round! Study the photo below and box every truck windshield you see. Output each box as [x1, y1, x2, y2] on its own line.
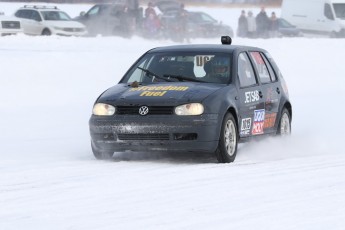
[333, 3, 345, 18]
[121, 52, 232, 84]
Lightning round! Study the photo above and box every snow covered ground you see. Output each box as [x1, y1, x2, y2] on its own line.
[1, 2, 345, 230]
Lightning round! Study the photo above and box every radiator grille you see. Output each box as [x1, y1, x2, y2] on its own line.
[1, 21, 20, 29]
[118, 133, 170, 140]
[117, 106, 174, 115]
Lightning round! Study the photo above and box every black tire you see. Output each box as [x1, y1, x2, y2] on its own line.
[277, 108, 291, 135]
[215, 112, 238, 163]
[91, 141, 114, 160]
[42, 29, 51, 36]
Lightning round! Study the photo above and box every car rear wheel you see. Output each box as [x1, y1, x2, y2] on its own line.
[91, 141, 114, 160]
[215, 112, 238, 163]
[277, 108, 291, 135]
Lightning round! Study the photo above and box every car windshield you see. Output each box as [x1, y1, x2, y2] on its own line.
[189, 12, 217, 23]
[121, 52, 231, 84]
[41, 11, 71, 21]
[333, 3, 345, 19]
[279, 18, 293, 27]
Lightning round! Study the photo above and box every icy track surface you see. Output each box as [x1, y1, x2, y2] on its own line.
[1, 3, 345, 230]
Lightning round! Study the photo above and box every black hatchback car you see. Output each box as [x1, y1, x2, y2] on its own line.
[89, 37, 292, 163]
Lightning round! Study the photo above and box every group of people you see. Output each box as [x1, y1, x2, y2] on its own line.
[141, 2, 189, 42]
[237, 7, 279, 38]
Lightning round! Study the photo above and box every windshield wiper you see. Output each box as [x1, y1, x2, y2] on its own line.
[163, 74, 206, 83]
[137, 67, 173, 82]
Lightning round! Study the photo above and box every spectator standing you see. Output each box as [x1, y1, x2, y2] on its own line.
[269, 12, 279, 38]
[126, 0, 139, 32]
[143, 12, 161, 38]
[119, 6, 132, 38]
[247, 11, 257, 38]
[237, 10, 248, 37]
[177, 4, 189, 43]
[256, 7, 269, 38]
[145, 2, 157, 18]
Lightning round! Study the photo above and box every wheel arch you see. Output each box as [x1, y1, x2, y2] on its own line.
[227, 106, 239, 129]
[283, 101, 292, 121]
[41, 27, 51, 35]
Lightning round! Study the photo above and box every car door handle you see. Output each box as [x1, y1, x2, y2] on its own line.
[276, 87, 280, 94]
[259, 91, 263, 98]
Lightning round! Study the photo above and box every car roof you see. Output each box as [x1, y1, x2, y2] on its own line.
[19, 6, 61, 11]
[148, 44, 265, 54]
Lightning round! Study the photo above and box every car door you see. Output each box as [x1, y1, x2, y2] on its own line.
[83, 5, 103, 35]
[16, 10, 42, 35]
[236, 52, 265, 138]
[248, 51, 282, 134]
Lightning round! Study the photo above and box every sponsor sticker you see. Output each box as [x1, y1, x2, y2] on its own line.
[244, 90, 260, 104]
[240, 118, 252, 136]
[129, 85, 189, 97]
[252, 109, 265, 135]
[264, 113, 277, 129]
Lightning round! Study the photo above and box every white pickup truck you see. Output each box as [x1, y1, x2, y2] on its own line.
[0, 12, 23, 36]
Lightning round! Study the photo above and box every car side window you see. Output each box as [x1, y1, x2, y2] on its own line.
[29, 10, 41, 21]
[15, 10, 23, 18]
[238, 52, 257, 88]
[261, 54, 277, 82]
[15, 10, 30, 19]
[249, 51, 271, 84]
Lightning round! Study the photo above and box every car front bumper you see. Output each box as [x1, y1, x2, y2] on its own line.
[0, 28, 22, 35]
[52, 29, 87, 36]
[89, 114, 221, 153]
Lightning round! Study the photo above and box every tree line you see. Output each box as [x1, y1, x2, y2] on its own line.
[0, 0, 282, 6]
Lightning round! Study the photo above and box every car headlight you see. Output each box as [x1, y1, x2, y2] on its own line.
[175, 103, 204, 116]
[92, 103, 116, 116]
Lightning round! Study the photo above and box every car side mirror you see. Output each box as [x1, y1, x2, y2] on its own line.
[80, 11, 86, 17]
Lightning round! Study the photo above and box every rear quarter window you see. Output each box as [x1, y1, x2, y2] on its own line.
[249, 51, 271, 84]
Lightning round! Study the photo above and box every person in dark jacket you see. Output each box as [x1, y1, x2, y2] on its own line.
[237, 10, 248, 37]
[145, 2, 156, 18]
[269, 12, 279, 38]
[256, 7, 269, 38]
[177, 4, 189, 43]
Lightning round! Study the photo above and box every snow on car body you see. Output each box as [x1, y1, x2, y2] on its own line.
[14, 5, 87, 36]
[89, 37, 292, 163]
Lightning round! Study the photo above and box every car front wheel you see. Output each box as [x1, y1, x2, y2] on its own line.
[42, 29, 51, 36]
[215, 112, 238, 163]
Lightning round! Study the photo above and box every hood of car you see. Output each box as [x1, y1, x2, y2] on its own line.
[44, 20, 85, 28]
[98, 82, 226, 106]
[0, 15, 21, 21]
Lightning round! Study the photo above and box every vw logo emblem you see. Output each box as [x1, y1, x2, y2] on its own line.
[139, 106, 149, 116]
